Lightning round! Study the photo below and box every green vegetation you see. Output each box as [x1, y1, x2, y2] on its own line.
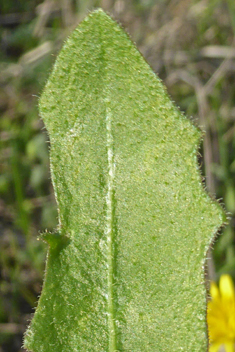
[24, 10, 224, 351]
[0, 1, 234, 351]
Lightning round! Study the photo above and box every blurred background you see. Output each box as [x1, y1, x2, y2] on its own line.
[0, 0, 235, 351]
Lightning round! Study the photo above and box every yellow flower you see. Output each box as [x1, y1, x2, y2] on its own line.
[207, 275, 235, 352]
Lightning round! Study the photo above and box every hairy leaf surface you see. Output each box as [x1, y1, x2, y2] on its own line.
[24, 9, 225, 352]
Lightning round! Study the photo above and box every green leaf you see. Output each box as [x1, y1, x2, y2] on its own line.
[24, 9, 225, 352]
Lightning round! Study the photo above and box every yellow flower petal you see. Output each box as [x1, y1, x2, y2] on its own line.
[207, 275, 235, 346]
[210, 281, 220, 300]
[209, 343, 222, 352]
[224, 342, 235, 352]
[220, 275, 235, 300]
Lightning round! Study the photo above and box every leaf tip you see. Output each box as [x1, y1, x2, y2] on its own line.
[86, 7, 110, 20]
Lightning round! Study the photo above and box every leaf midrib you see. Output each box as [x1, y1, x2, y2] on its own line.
[101, 23, 117, 351]
[105, 105, 117, 351]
